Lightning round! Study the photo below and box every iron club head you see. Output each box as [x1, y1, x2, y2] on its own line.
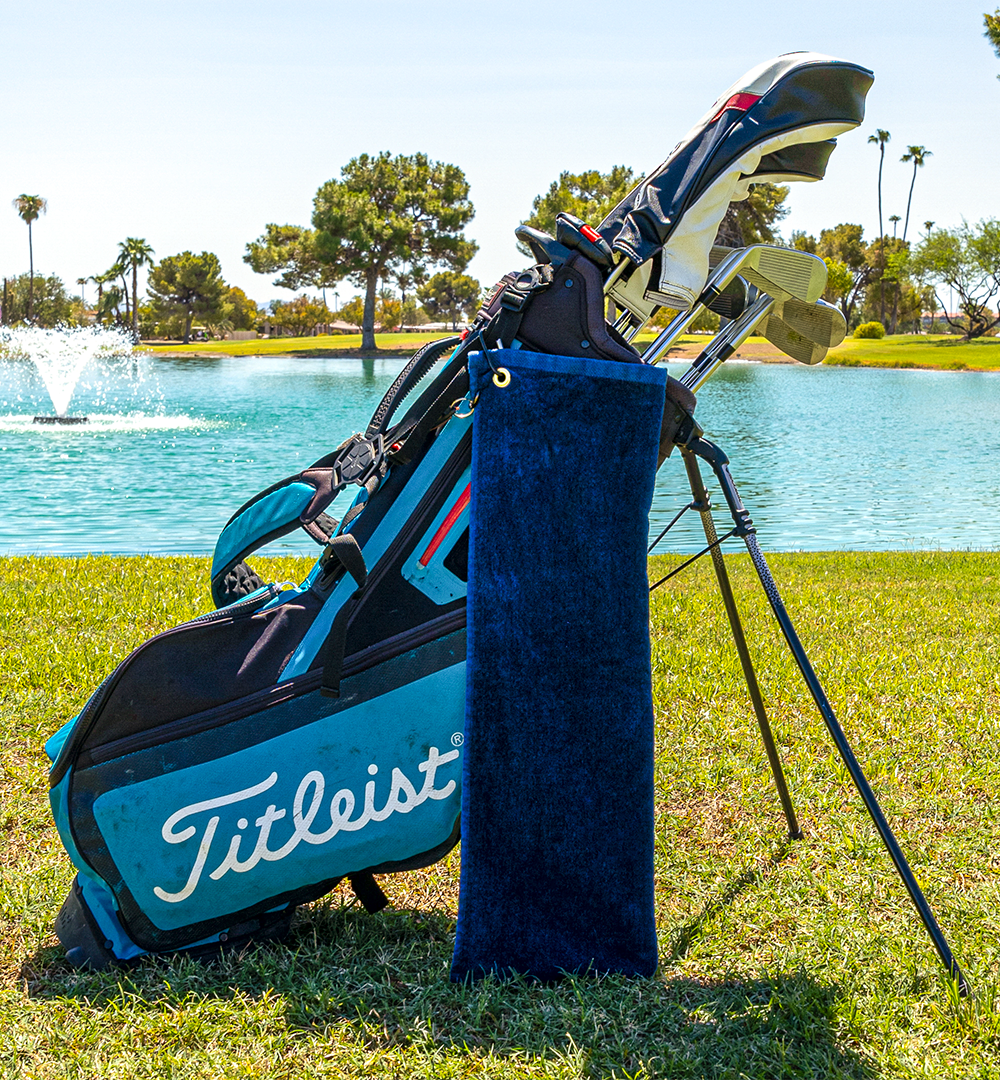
[759, 310, 828, 365]
[779, 296, 847, 349]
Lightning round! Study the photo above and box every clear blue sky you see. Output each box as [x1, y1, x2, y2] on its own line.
[2, 0, 996, 306]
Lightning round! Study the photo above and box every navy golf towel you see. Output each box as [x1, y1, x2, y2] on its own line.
[451, 348, 667, 982]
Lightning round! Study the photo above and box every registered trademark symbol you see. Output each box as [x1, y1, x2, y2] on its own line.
[451, 732, 464, 747]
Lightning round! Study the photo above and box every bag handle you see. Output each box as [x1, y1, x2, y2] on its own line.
[209, 434, 386, 607]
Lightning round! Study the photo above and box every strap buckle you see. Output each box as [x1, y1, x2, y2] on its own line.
[335, 433, 387, 487]
[499, 264, 554, 312]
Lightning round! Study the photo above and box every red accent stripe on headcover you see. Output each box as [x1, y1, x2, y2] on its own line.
[419, 482, 471, 566]
[711, 92, 761, 122]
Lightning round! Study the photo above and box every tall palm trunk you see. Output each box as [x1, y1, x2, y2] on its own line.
[902, 160, 919, 243]
[877, 145, 885, 326]
[132, 263, 139, 339]
[27, 221, 34, 323]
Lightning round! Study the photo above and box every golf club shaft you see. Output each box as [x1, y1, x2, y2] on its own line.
[638, 247, 760, 363]
[679, 294, 775, 390]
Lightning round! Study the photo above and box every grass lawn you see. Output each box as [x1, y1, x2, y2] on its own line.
[823, 334, 1000, 372]
[143, 332, 450, 358]
[2, 552, 999, 1077]
[145, 331, 1000, 373]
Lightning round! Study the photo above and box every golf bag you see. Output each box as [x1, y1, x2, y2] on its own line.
[46, 52, 872, 969]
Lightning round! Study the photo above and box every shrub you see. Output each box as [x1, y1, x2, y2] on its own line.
[854, 320, 885, 339]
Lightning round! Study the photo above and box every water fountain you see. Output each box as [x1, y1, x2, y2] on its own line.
[0, 324, 136, 423]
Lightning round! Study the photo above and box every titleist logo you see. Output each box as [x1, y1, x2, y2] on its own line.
[153, 745, 459, 904]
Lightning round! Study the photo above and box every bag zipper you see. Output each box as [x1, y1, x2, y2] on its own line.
[49, 585, 282, 787]
[81, 607, 467, 766]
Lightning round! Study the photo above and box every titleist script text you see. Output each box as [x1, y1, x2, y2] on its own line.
[153, 745, 459, 903]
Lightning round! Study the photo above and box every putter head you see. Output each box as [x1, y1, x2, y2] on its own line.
[760, 310, 828, 364]
[780, 296, 847, 348]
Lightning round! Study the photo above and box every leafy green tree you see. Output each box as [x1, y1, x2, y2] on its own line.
[250, 154, 477, 352]
[147, 251, 230, 344]
[816, 223, 875, 326]
[11, 194, 47, 323]
[521, 166, 638, 241]
[376, 287, 402, 331]
[715, 183, 790, 246]
[117, 237, 155, 339]
[986, 9, 1000, 76]
[89, 269, 116, 326]
[911, 220, 1000, 339]
[270, 294, 331, 337]
[393, 257, 427, 320]
[97, 282, 126, 326]
[312, 153, 476, 350]
[418, 271, 481, 330]
[868, 129, 891, 323]
[225, 286, 260, 331]
[337, 296, 364, 330]
[822, 258, 854, 311]
[0, 272, 74, 327]
[244, 224, 339, 292]
[791, 231, 818, 253]
[900, 146, 931, 242]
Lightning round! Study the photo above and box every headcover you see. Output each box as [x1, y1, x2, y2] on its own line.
[598, 53, 874, 310]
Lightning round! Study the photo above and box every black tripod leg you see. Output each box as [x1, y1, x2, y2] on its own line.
[687, 435, 969, 995]
[680, 448, 802, 840]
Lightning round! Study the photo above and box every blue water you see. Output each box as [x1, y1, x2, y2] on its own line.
[1, 352, 998, 555]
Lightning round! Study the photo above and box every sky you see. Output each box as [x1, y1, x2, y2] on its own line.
[1, 0, 997, 308]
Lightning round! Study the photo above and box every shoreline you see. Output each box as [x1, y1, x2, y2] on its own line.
[141, 332, 1000, 373]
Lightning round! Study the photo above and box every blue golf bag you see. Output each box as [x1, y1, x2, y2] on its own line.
[47, 51, 871, 968]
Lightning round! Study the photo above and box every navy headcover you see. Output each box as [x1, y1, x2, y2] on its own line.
[598, 52, 874, 264]
[451, 349, 666, 982]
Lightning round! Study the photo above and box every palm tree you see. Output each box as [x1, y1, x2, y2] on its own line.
[900, 146, 932, 243]
[76, 277, 88, 310]
[91, 270, 114, 325]
[923, 220, 935, 235]
[11, 194, 47, 323]
[117, 237, 155, 340]
[889, 214, 901, 238]
[867, 130, 891, 324]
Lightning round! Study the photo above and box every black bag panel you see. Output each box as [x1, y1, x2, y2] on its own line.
[76, 592, 324, 755]
[512, 256, 640, 364]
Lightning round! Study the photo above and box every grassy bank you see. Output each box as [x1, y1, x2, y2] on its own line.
[146, 331, 1000, 372]
[823, 334, 1000, 371]
[2, 552, 999, 1077]
[143, 332, 449, 358]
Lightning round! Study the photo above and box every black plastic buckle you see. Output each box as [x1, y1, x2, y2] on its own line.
[500, 265, 554, 311]
[336, 433, 386, 487]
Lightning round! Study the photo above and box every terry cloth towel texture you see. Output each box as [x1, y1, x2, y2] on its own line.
[451, 348, 666, 982]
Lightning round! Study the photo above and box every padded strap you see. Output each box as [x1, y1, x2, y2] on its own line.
[210, 434, 387, 606]
[210, 469, 341, 601]
[319, 535, 368, 698]
[367, 336, 461, 437]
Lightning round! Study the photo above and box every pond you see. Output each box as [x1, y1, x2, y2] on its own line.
[1, 352, 998, 556]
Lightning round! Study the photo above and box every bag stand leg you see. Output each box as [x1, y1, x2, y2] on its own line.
[676, 434, 969, 996]
[680, 447, 802, 841]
